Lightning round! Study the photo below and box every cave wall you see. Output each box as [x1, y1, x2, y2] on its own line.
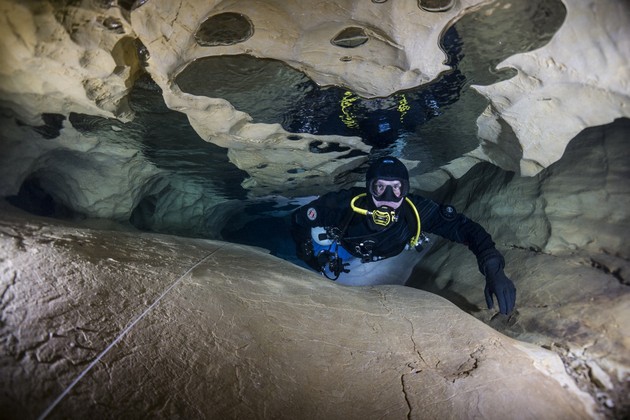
[0, 0, 628, 416]
[407, 118, 630, 412]
[1, 0, 628, 222]
[475, 0, 630, 175]
[0, 202, 597, 419]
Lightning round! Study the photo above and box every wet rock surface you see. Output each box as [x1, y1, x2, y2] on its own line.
[0, 202, 595, 419]
[408, 119, 630, 418]
[0, 1, 628, 418]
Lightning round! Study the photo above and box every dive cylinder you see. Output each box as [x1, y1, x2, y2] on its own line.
[311, 226, 333, 246]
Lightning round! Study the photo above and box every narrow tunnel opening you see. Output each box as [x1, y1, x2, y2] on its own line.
[6, 177, 74, 218]
[129, 191, 161, 232]
[16, 113, 66, 140]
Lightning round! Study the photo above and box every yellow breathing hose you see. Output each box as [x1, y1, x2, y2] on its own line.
[350, 193, 369, 216]
[350, 193, 421, 248]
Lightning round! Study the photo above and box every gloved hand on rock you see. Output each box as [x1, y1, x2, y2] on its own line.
[483, 257, 516, 315]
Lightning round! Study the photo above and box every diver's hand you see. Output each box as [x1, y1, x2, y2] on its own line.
[483, 257, 516, 315]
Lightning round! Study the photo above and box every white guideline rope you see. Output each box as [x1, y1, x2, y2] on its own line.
[38, 249, 219, 420]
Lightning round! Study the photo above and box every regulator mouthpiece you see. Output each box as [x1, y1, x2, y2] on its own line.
[371, 206, 397, 227]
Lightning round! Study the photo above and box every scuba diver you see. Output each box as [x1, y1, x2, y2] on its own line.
[291, 156, 516, 315]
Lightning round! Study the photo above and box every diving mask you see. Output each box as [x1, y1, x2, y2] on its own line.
[370, 178, 407, 197]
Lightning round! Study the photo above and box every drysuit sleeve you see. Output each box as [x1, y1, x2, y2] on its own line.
[411, 195, 504, 274]
[292, 189, 357, 229]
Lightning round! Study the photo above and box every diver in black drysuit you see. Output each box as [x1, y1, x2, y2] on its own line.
[291, 156, 516, 315]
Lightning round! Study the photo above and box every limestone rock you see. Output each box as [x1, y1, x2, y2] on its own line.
[0, 0, 139, 122]
[0, 202, 595, 419]
[474, 0, 630, 175]
[129, 0, 488, 195]
[0, 117, 161, 220]
[2, 0, 628, 199]
[0, 2, 629, 416]
[132, 0, 483, 98]
[407, 118, 630, 415]
[0, 104, 244, 238]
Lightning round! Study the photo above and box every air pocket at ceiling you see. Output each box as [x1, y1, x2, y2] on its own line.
[195, 12, 254, 46]
[331, 27, 368, 48]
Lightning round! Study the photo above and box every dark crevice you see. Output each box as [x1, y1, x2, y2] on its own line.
[6, 177, 74, 218]
[17, 113, 66, 140]
[590, 258, 628, 285]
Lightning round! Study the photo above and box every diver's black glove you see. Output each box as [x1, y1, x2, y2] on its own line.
[483, 257, 516, 315]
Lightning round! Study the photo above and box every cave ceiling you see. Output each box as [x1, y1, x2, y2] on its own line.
[0, 0, 628, 235]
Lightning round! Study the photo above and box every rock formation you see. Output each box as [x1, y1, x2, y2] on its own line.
[475, 0, 630, 175]
[0, 0, 628, 418]
[408, 118, 630, 416]
[0, 203, 596, 419]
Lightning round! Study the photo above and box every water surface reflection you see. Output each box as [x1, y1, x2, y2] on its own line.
[176, 0, 565, 172]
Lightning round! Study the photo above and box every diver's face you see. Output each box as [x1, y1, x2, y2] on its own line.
[370, 179, 404, 209]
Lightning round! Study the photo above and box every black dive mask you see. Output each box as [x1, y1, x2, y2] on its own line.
[368, 179, 407, 204]
[373, 185, 402, 203]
